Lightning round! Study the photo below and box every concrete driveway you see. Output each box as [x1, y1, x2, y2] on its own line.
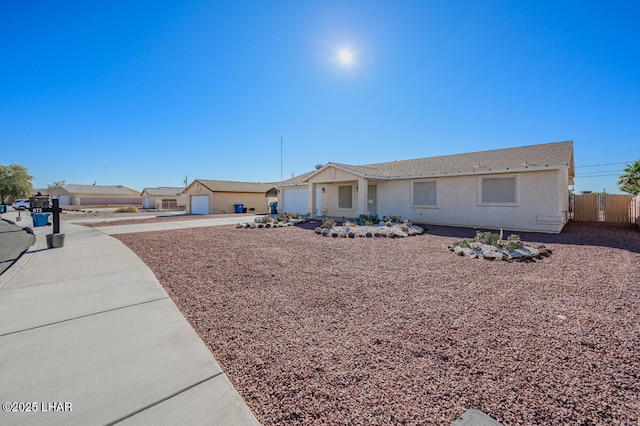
[0, 211, 260, 425]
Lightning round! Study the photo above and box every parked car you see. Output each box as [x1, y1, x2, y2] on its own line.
[12, 199, 30, 210]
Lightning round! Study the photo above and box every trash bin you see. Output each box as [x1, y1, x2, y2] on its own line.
[234, 203, 244, 213]
[269, 202, 278, 214]
[0, 205, 6, 213]
[32, 213, 50, 227]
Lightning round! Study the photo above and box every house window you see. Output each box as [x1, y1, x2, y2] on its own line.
[338, 185, 353, 209]
[480, 176, 517, 204]
[412, 180, 437, 207]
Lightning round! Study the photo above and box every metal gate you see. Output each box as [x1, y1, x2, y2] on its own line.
[571, 194, 634, 223]
[367, 184, 377, 216]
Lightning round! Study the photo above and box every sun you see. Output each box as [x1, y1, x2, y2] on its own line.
[336, 48, 355, 67]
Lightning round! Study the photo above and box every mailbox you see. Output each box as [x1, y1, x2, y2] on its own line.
[29, 195, 51, 210]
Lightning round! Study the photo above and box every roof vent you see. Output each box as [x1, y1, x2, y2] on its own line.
[315, 164, 323, 170]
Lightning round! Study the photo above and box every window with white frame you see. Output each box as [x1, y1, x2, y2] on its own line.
[338, 185, 353, 209]
[412, 180, 437, 207]
[480, 176, 517, 204]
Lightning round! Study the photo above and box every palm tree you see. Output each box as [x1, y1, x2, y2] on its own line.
[617, 160, 640, 196]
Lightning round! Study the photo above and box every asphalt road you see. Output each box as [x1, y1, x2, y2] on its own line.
[0, 219, 35, 276]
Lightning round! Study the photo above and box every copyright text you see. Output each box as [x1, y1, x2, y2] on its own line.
[2, 402, 72, 413]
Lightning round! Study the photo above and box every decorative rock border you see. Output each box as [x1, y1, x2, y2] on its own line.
[448, 231, 552, 262]
[236, 218, 307, 229]
[314, 222, 426, 238]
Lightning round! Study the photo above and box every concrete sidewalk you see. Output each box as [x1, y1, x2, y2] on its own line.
[0, 212, 260, 425]
[91, 215, 262, 235]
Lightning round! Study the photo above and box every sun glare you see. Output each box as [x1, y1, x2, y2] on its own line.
[336, 48, 355, 67]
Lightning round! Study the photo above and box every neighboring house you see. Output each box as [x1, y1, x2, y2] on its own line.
[141, 187, 187, 210]
[183, 179, 276, 215]
[275, 141, 575, 233]
[48, 184, 141, 206]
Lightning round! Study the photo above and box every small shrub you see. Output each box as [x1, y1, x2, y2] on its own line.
[255, 216, 273, 224]
[475, 231, 500, 246]
[508, 234, 521, 241]
[115, 206, 139, 213]
[321, 219, 336, 229]
[388, 215, 402, 223]
[505, 241, 523, 252]
[352, 214, 379, 226]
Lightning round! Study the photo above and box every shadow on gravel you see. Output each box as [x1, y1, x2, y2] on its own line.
[295, 220, 640, 253]
[426, 221, 640, 253]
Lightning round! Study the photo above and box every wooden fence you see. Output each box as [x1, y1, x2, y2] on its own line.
[571, 194, 636, 223]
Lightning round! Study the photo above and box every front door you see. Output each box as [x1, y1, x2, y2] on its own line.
[367, 184, 377, 216]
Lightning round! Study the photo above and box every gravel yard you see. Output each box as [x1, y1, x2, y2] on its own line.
[116, 222, 640, 425]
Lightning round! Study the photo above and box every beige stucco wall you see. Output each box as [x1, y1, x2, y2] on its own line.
[143, 194, 188, 210]
[210, 192, 271, 214]
[309, 168, 569, 233]
[184, 184, 271, 214]
[315, 181, 358, 217]
[374, 169, 566, 232]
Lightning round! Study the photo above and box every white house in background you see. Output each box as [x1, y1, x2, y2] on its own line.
[48, 184, 141, 206]
[141, 187, 187, 210]
[275, 141, 575, 233]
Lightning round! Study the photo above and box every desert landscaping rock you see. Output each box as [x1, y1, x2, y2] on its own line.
[313, 222, 425, 239]
[449, 233, 553, 262]
[117, 222, 640, 425]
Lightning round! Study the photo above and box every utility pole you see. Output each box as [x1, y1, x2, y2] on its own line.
[280, 137, 283, 181]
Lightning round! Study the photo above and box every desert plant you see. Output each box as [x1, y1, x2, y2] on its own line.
[254, 216, 273, 224]
[321, 219, 336, 229]
[505, 241, 523, 252]
[452, 239, 472, 249]
[388, 215, 402, 223]
[352, 214, 379, 226]
[507, 234, 520, 241]
[115, 205, 139, 213]
[475, 231, 500, 246]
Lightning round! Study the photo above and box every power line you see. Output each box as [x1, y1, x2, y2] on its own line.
[574, 173, 621, 178]
[575, 161, 629, 168]
[577, 169, 623, 175]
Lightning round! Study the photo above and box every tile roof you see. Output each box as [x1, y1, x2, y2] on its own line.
[314, 141, 574, 180]
[141, 187, 185, 196]
[195, 179, 274, 193]
[51, 184, 140, 195]
[276, 170, 316, 186]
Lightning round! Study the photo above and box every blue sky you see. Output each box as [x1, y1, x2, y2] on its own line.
[2, 0, 639, 193]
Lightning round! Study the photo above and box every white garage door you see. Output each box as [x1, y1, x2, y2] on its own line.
[190, 195, 209, 215]
[282, 188, 308, 214]
[281, 187, 322, 215]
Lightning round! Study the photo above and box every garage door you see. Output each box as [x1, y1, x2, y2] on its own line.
[282, 188, 308, 214]
[190, 195, 209, 215]
[281, 187, 322, 215]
